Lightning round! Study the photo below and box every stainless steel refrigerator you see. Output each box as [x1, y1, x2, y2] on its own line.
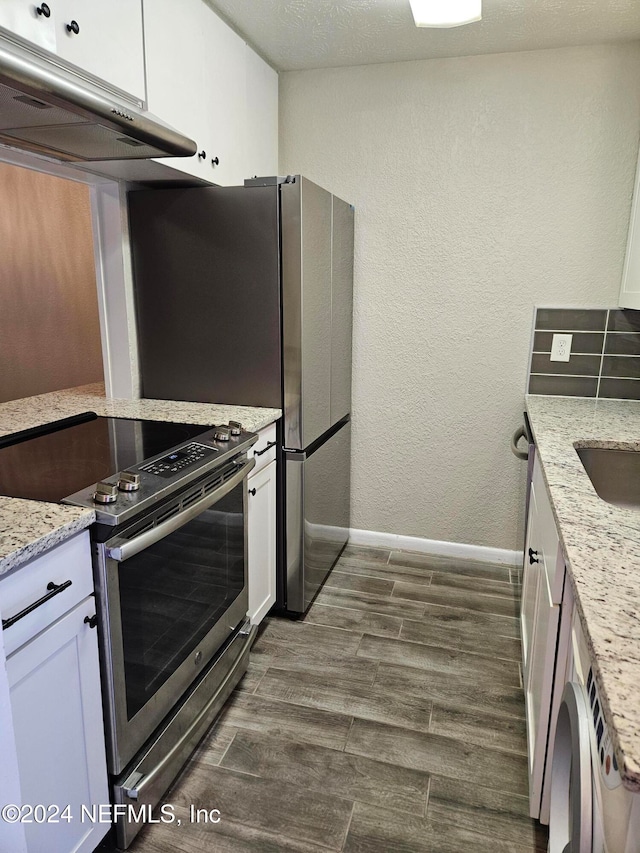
[128, 175, 354, 615]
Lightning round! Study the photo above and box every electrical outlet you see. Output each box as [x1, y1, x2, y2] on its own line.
[550, 333, 572, 362]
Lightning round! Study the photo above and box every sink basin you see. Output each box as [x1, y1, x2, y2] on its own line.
[576, 446, 640, 510]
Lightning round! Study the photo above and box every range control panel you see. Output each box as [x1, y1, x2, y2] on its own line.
[140, 442, 218, 478]
[64, 422, 258, 527]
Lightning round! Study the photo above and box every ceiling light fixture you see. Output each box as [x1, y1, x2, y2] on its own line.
[409, 0, 482, 28]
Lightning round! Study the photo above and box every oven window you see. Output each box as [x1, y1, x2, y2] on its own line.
[118, 484, 245, 720]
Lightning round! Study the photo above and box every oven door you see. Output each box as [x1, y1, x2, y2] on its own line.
[96, 457, 253, 775]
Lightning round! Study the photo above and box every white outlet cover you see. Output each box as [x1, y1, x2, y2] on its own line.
[550, 333, 572, 362]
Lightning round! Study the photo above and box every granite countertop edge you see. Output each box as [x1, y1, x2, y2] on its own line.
[525, 393, 640, 792]
[0, 500, 96, 577]
[0, 384, 281, 579]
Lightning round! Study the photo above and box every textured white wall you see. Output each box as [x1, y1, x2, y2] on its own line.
[280, 43, 640, 551]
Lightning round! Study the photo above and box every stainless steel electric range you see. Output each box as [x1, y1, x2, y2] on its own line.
[0, 412, 258, 848]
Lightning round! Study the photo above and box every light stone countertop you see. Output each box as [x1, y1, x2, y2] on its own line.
[525, 394, 640, 791]
[0, 383, 281, 438]
[0, 384, 281, 578]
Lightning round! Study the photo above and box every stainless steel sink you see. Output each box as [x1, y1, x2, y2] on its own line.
[576, 446, 640, 509]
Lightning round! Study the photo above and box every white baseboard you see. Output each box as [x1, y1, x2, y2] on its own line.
[348, 528, 522, 568]
[306, 522, 348, 544]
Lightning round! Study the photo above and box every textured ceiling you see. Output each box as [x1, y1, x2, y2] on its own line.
[206, 0, 640, 71]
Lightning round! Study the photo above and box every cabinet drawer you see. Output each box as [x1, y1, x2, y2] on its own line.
[250, 423, 277, 474]
[0, 532, 94, 656]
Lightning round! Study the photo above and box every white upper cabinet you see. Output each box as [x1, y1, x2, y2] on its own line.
[144, 0, 277, 184]
[203, 9, 247, 186]
[0, 0, 145, 101]
[143, 0, 212, 180]
[245, 44, 278, 181]
[54, 0, 145, 100]
[0, 1, 56, 52]
[0, 0, 278, 183]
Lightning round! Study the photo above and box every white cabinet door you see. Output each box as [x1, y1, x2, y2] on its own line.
[0, 638, 27, 853]
[522, 453, 563, 819]
[248, 458, 277, 625]
[525, 562, 560, 815]
[521, 483, 540, 678]
[244, 44, 278, 181]
[6, 598, 109, 853]
[540, 571, 572, 825]
[144, 0, 277, 184]
[202, 8, 247, 186]
[0, 0, 145, 100]
[143, 0, 212, 180]
[54, 0, 145, 100]
[0, 0, 56, 51]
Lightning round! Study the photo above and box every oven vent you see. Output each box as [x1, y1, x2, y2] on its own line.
[156, 504, 180, 524]
[203, 475, 223, 494]
[134, 520, 155, 537]
[182, 489, 203, 509]
[130, 463, 240, 534]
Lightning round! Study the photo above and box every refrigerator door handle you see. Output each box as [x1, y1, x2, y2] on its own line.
[285, 449, 307, 460]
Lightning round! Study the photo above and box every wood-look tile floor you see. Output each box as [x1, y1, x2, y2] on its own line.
[127, 546, 548, 852]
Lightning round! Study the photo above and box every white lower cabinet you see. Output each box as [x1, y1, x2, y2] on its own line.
[248, 456, 277, 625]
[0, 533, 109, 853]
[521, 452, 565, 821]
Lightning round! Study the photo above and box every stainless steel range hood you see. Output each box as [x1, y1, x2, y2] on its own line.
[0, 42, 197, 162]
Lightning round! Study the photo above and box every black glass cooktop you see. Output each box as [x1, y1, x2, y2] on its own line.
[0, 412, 210, 504]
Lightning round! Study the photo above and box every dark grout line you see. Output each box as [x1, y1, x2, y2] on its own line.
[340, 801, 356, 852]
[423, 775, 431, 819]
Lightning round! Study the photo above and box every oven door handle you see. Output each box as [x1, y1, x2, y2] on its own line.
[105, 457, 255, 563]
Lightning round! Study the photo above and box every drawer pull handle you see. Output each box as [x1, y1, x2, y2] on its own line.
[66, 19, 80, 34]
[2, 579, 72, 630]
[36, 3, 51, 17]
[248, 488, 257, 496]
[84, 614, 98, 629]
[528, 548, 540, 565]
[254, 441, 276, 457]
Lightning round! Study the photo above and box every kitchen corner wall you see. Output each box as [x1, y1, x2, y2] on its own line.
[279, 42, 640, 551]
[0, 163, 104, 403]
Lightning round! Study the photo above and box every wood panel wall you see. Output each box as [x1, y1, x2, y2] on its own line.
[0, 163, 103, 403]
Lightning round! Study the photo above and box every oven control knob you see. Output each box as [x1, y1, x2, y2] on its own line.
[214, 426, 231, 441]
[228, 420, 242, 436]
[118, 471, 141, 492]
[93, 481, 118, 504]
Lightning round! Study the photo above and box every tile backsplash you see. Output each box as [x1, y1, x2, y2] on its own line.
[528, 308, 640, 400]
